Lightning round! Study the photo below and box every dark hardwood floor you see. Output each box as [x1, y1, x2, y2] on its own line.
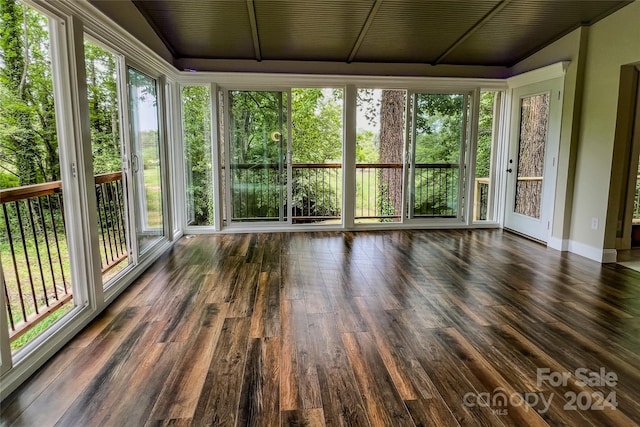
[2, 229, 640, 427]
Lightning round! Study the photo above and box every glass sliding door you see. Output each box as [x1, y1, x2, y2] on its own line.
[291, 88, 343, 224]
[227, 90, 289, 223]
[182, 85, 214, 226]
[408, 93, 467, 219]
[355, 89, 406, 223]
[0, 2, 77, 353]
[127, 67, 164, 253]
[84, 37, 131, 287]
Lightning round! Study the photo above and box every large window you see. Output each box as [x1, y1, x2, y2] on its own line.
[223, 87, 344, 225]
[474, 91, 501, 222]
[182, 85, 214, 226]
[127, 67, 165, 253]
[355, 89, 406, 223]
[0, 1, 76, 352]
[291, 88, 343, 224]
[408, 93, 468, 219]
[84, 37, 131, 286]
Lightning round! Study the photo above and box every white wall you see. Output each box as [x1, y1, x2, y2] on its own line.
[570, 0, 640, 260]
[508, 1, 640, 261]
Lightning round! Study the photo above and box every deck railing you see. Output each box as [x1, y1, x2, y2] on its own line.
[230, 163, 464, 221]
[1, 172, 127, 343]
[474, 177, 490, 221]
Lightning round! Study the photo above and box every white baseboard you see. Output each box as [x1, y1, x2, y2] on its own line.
[547, 236, 569, 251]
[566, 240, 617, 263]
[602, 249, 618, 263]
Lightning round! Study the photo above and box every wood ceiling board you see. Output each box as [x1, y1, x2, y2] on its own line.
[254, 0, 373, 61]
[353, 0, 501, 63]
[133, 0, 256, 59]
[442, 0, 632, 65]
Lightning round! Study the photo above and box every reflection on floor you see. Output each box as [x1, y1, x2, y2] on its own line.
[618, 248, 640, 273]
[4, 230, 640, 426]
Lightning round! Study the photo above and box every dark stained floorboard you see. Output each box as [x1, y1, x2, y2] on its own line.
[2, 230, 640, 426]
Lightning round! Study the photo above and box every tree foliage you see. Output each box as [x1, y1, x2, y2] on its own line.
[182, 85, 213, 225]
[84, 39, 121, 174]
[0, 0, 57, 187]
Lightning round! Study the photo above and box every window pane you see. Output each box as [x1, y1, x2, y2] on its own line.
[0, 1, 75, 352]
[127, 68, 164, 252]
[356, 89, 406, 223]
[514, 93, 549, 219]
[474, 91, 500, 221]
[291, 88, 343, 225]
[84, 37, 131, 285]
[182, 86, 214, 226]
[412, 93, 464, 218]
[228, 90, 288, 222]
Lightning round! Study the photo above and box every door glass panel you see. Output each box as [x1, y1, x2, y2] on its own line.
[411, 93, 464, 218]
[474, 91, 501, 221]
[355, 89, 406, 223]
[84, 38, 131, 286]
[291, 88, 343, 224]
[514, 93, 549, 219]
[182, 86, 214, 226]
[228, 91, 288, 222]
[0, 2, 76, 352]
[127, 68, 164, 252]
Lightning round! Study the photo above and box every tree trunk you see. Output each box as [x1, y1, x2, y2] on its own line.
[379, 90, 404, 216]
[514, 93, 549, 218]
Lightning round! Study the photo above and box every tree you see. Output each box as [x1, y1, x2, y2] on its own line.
[182, 86, 213, 225]
[378, 90, 405, 216]
[476, 91, 496, 178]
[84, 39, 121, 174]
[291, 88, 342, 163]
[0, 0, 58, 187]
[228, 89, 344, 219]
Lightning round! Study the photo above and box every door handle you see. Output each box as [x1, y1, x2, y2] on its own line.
[506, 168, 513, 173]
[132, 154, 139, 173]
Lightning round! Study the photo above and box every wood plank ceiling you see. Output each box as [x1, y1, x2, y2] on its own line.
[92, 0, 632, 68]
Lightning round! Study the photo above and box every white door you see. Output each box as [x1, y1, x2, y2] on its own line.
[504, 78, 562, 242]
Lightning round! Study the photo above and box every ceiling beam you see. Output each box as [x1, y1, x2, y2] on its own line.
[246, 0, 262, 61]
[433, 0, 511, 65]
[347, 0, 383, 63]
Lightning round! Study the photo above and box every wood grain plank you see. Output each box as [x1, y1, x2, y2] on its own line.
[341, 331, 415, 426]
[280, 299, 322, 411]
[192, 317, 251, 427]
[147, 303, 229, 422]
[4, 307, 150, 427]
[281, 408, 326, 427]
[237, 337, 280, 427]
[307, 313, 369, 427]
[227, 263, 261, 318]
[250, 271, 281, 338]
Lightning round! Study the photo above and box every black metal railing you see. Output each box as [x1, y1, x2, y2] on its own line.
[1, 173, 127, 342]
[1, 180, 71, 342]
[229, 163, 463, 222]
[412, 164, 459, 217]
[94, 172, 128, 273]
